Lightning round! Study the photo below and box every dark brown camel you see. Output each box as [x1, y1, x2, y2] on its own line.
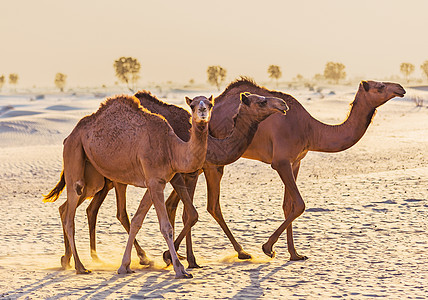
[164, 78, 405, 265]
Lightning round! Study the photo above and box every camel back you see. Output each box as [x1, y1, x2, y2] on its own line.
[134, 91, 192, 142]
[210, 77, 300, 138]
[75, 95, 171, 130]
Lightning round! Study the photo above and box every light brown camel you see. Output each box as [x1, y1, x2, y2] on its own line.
[82, 91, 288, 268]
[44, 94, 214, 278]
[165, 78, 406, 264]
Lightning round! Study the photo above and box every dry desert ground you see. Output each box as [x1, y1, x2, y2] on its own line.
[0, 85, 427, 299]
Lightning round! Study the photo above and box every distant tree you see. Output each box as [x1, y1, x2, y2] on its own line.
[113, 57, 141, 91]
[0, 75, 4, 91]
[400, 63, 415, 83]
[313, 73, 324, 82]
[323, 62, 346, 84]
[54, 73, 67, 92]
[267, 65, 282, 87]
[9, 73, 19, 85]
[420, 61, 428, 81]
[207, 65, 227, 90]
[295, 74, 304, 82]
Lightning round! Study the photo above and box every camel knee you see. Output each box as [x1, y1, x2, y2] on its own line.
[207, 203, 216, 217]
[207, 202, 222, 221]
[186, 209, 199, 227]
[271, 159, 289, 171]
[160, 222, 174, 241]
[59, 203, 66, 216]
[294, 200, 305, 217]
[116, 210, 129, 226]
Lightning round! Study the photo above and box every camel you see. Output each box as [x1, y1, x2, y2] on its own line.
[164, 78, 406, 264]
[44, 94, 214, 278]
[82, 91, 289, 268]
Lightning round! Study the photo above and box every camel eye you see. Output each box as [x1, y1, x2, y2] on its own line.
[259, 99, 267, 107]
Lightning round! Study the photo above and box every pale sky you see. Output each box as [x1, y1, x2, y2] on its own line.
[1, 0, 427, 87]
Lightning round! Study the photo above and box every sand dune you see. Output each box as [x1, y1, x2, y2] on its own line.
[0, 87, 427, 299]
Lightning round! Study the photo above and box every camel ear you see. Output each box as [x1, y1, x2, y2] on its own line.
[240, 92, 251, 106]
[208, 95, 214, 103]
[185, 96, 192, 106]
[362, 81, 370, 92]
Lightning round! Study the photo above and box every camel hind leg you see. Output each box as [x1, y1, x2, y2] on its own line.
[61, 140, 104, 273]
[262, 159, 305, 258]
[283, 161, 308, 261]
[204, 165, 252, 260]
[86, 178, 112, 261]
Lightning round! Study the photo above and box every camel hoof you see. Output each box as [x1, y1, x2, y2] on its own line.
[91, 253, 101, 263]
[76, 269, 92, 274]
[175, 272, 193, 279]
[139, 256, 152, 266]
[290, 254, 308, 261]
[187, 261, 202, 269]
[238, 251, 252, 260]
[163, 251, 172, 266]
[262, 243, 276, 258]
[60, 256, 71, 269]
[117, 266, 133, 274]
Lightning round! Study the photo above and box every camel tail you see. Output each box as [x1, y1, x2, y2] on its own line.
[43, 171, 66, 203]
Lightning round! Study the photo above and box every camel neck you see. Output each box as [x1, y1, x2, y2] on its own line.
[172, 120, 208, 173]
[206, 108, 261, 166]
[308, 94, 376, 153]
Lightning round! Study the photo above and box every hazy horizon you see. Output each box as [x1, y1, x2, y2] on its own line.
[1, 0, 428, 87]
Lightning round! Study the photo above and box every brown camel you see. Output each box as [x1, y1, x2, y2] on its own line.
[164, 78, 406, 264]
[44, 94, 214, 278]
[83, 91, 288, 268]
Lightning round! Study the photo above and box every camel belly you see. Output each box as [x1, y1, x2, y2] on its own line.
[83, 142, 148, 188]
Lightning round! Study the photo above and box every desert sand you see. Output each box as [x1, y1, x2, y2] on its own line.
[0, 85, 427, 299]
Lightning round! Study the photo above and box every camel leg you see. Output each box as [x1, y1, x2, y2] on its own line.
[165, 190, 180, 229]
[262, 159, 305, 258]
[283, 161, 308, 261]
[118, 190, 153, 274]
[113, 182, 151, 265]
[59, 202, 72, 269]
[163, 173, 199, 268]
[86, 179, 111, 261]
[182, 172, 200, 268]
[62, 185, 91, 274]
[204, 165, 252, 260]
[149, 180, 192, 278]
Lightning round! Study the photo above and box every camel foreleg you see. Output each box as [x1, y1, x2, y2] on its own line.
[113, 182, 151, 265]
[118, 190, 152, 274]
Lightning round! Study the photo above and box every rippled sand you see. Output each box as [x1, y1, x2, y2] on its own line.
[0, 88, 427, 299]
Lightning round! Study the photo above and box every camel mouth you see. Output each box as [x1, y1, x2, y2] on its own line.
[196, 112, 210, 122]
[275, 103, 289, 115]
[395, 90, 406, 98]
[276, 108, 287, 115]
[393, 86, 406, 98]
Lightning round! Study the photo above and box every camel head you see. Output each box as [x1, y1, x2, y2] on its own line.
[240, 92, 289, 117]
[185, 95, 214, 123]
[359, 80, 406, 108]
